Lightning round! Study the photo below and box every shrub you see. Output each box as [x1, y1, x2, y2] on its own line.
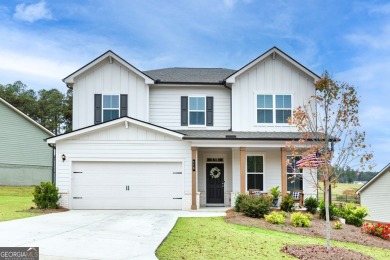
[339, 202, 368, 227]
[241, 196, 271, 218]
[305, 213, 313, 220]
[280, 194, 295, 212]
[291, 212, 311, 227]
[304, 197, 319, 214]
[361, 222, 390, 240]
[319, 200, 339, 220]
[33, 181, 61, 209]
[333, 221, 343, 229]
[234, 194, 249, 212]
[265, 211, 286, 224]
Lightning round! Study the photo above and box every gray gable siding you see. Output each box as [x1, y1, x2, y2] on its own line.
[0, 101, 53, 184]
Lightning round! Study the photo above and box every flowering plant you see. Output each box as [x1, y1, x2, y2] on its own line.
[361, 222, 390, 240]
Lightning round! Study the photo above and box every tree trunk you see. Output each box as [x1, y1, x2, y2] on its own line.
[325, 179, 331, 250]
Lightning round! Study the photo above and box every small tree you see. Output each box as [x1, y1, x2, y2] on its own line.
[287, 71, 372, 250]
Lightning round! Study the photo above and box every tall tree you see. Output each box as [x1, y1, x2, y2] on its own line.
[287, 71, 373, 250]
[0, 81, 72, 135]
[37, 89, 65, 135]
[63, 89, 73, 133]
[0, 81, 38, 119]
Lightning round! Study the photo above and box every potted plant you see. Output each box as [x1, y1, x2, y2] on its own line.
[270, 186, 281, 207]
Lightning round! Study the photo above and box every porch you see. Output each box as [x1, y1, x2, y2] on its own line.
[190, 146, 317, 210]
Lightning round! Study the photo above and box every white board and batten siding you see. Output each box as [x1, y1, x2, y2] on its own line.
[149, 86, 231, 130]
[55, 122, 192, 210]
[72, 59, 149, 130]
[360, 169, 390, 223]
[232, 54, 316, 132]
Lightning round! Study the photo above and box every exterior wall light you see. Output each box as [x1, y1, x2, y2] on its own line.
[61, 154, 66, 162]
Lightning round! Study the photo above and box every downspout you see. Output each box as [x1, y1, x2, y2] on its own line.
[222, 80, 232, 131]
[48, 143, 56, 185]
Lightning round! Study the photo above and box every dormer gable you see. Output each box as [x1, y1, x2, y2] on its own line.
[225, 46, 320, 84]
[63, 50, 154, 88]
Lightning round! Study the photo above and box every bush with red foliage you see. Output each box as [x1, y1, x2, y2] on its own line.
[361, 222, 390, 240]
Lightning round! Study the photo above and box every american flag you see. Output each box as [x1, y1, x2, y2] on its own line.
[296, 153, 330, 168]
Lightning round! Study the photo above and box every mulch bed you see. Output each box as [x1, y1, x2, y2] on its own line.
[21, 207, 69, 214]
[281, 244, 374, 260]
[225, 209, 390, 250]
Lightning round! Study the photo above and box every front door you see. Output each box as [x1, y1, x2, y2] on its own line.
[206, 163, 224, 204]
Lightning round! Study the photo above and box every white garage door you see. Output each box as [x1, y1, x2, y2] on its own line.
[71, 161, 183, 209]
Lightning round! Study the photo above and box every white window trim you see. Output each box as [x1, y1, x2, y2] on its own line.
[188, 96, 206, 127]
[246, 153, 265, 191]
[286, 155, 303, 191]
[255, 94, 293, 125]
[102, 94, 120, 122]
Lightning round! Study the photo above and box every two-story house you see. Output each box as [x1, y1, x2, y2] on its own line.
[47, 47, 320, 210]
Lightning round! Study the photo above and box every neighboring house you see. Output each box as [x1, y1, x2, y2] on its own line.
[47, 46, 320, 210]
[356, 163, 390, 223]
[0, 97, 54, 185]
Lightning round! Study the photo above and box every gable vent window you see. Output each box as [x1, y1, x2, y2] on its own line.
[257, 94, 291, 124]
[94, 94, 128, 124]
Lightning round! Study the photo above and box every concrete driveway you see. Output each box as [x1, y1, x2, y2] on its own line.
[0, 210, 226, 260]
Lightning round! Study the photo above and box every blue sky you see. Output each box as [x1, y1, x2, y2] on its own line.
[0, 0, 389, 171]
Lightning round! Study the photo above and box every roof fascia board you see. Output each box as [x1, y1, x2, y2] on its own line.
[47, 117, 183, 144]
[225, 47, 320, 84]
[63, 51, 154, 85]
[356, 163, 390, 194]
[0, 97, 54, 136]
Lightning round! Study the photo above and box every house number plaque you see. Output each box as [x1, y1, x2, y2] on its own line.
[192, 160, 196, 171]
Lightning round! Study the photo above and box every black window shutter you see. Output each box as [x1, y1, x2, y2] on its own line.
[181, 96, 188, 126]
[120, 94, 128, 117]
[206, 96, 213, 126]
[94, 94, 102, 124]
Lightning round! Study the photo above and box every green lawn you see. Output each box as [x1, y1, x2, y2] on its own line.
[0, 186, 40, 222]
[156, 217, 390, 259]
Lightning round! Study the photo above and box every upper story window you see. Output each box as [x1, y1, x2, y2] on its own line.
[256, 94, 292, 124]
[103, 95, 119, 122]
[189, 97, 205, 126]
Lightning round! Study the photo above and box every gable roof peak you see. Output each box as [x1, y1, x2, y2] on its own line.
[225, 46, 320, 83]
[63, 50, 154, 88]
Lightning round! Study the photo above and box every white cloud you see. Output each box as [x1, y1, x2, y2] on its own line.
[368, 2, 390, 15]
[223, 0, 238, 8]
[14, 1, 52, 23]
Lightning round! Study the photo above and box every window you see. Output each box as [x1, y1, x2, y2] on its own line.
[102, 95, 119, 122]
[257, 95, 273, 123]
[287, 156, 303, 191]
[257, 94, 291, 124]
[247, 155, 264, 190]
[189, 97, 205, 125]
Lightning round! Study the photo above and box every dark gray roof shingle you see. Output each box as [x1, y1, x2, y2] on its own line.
[178, 130, 304, 140]
[143, 68, 236, 83]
